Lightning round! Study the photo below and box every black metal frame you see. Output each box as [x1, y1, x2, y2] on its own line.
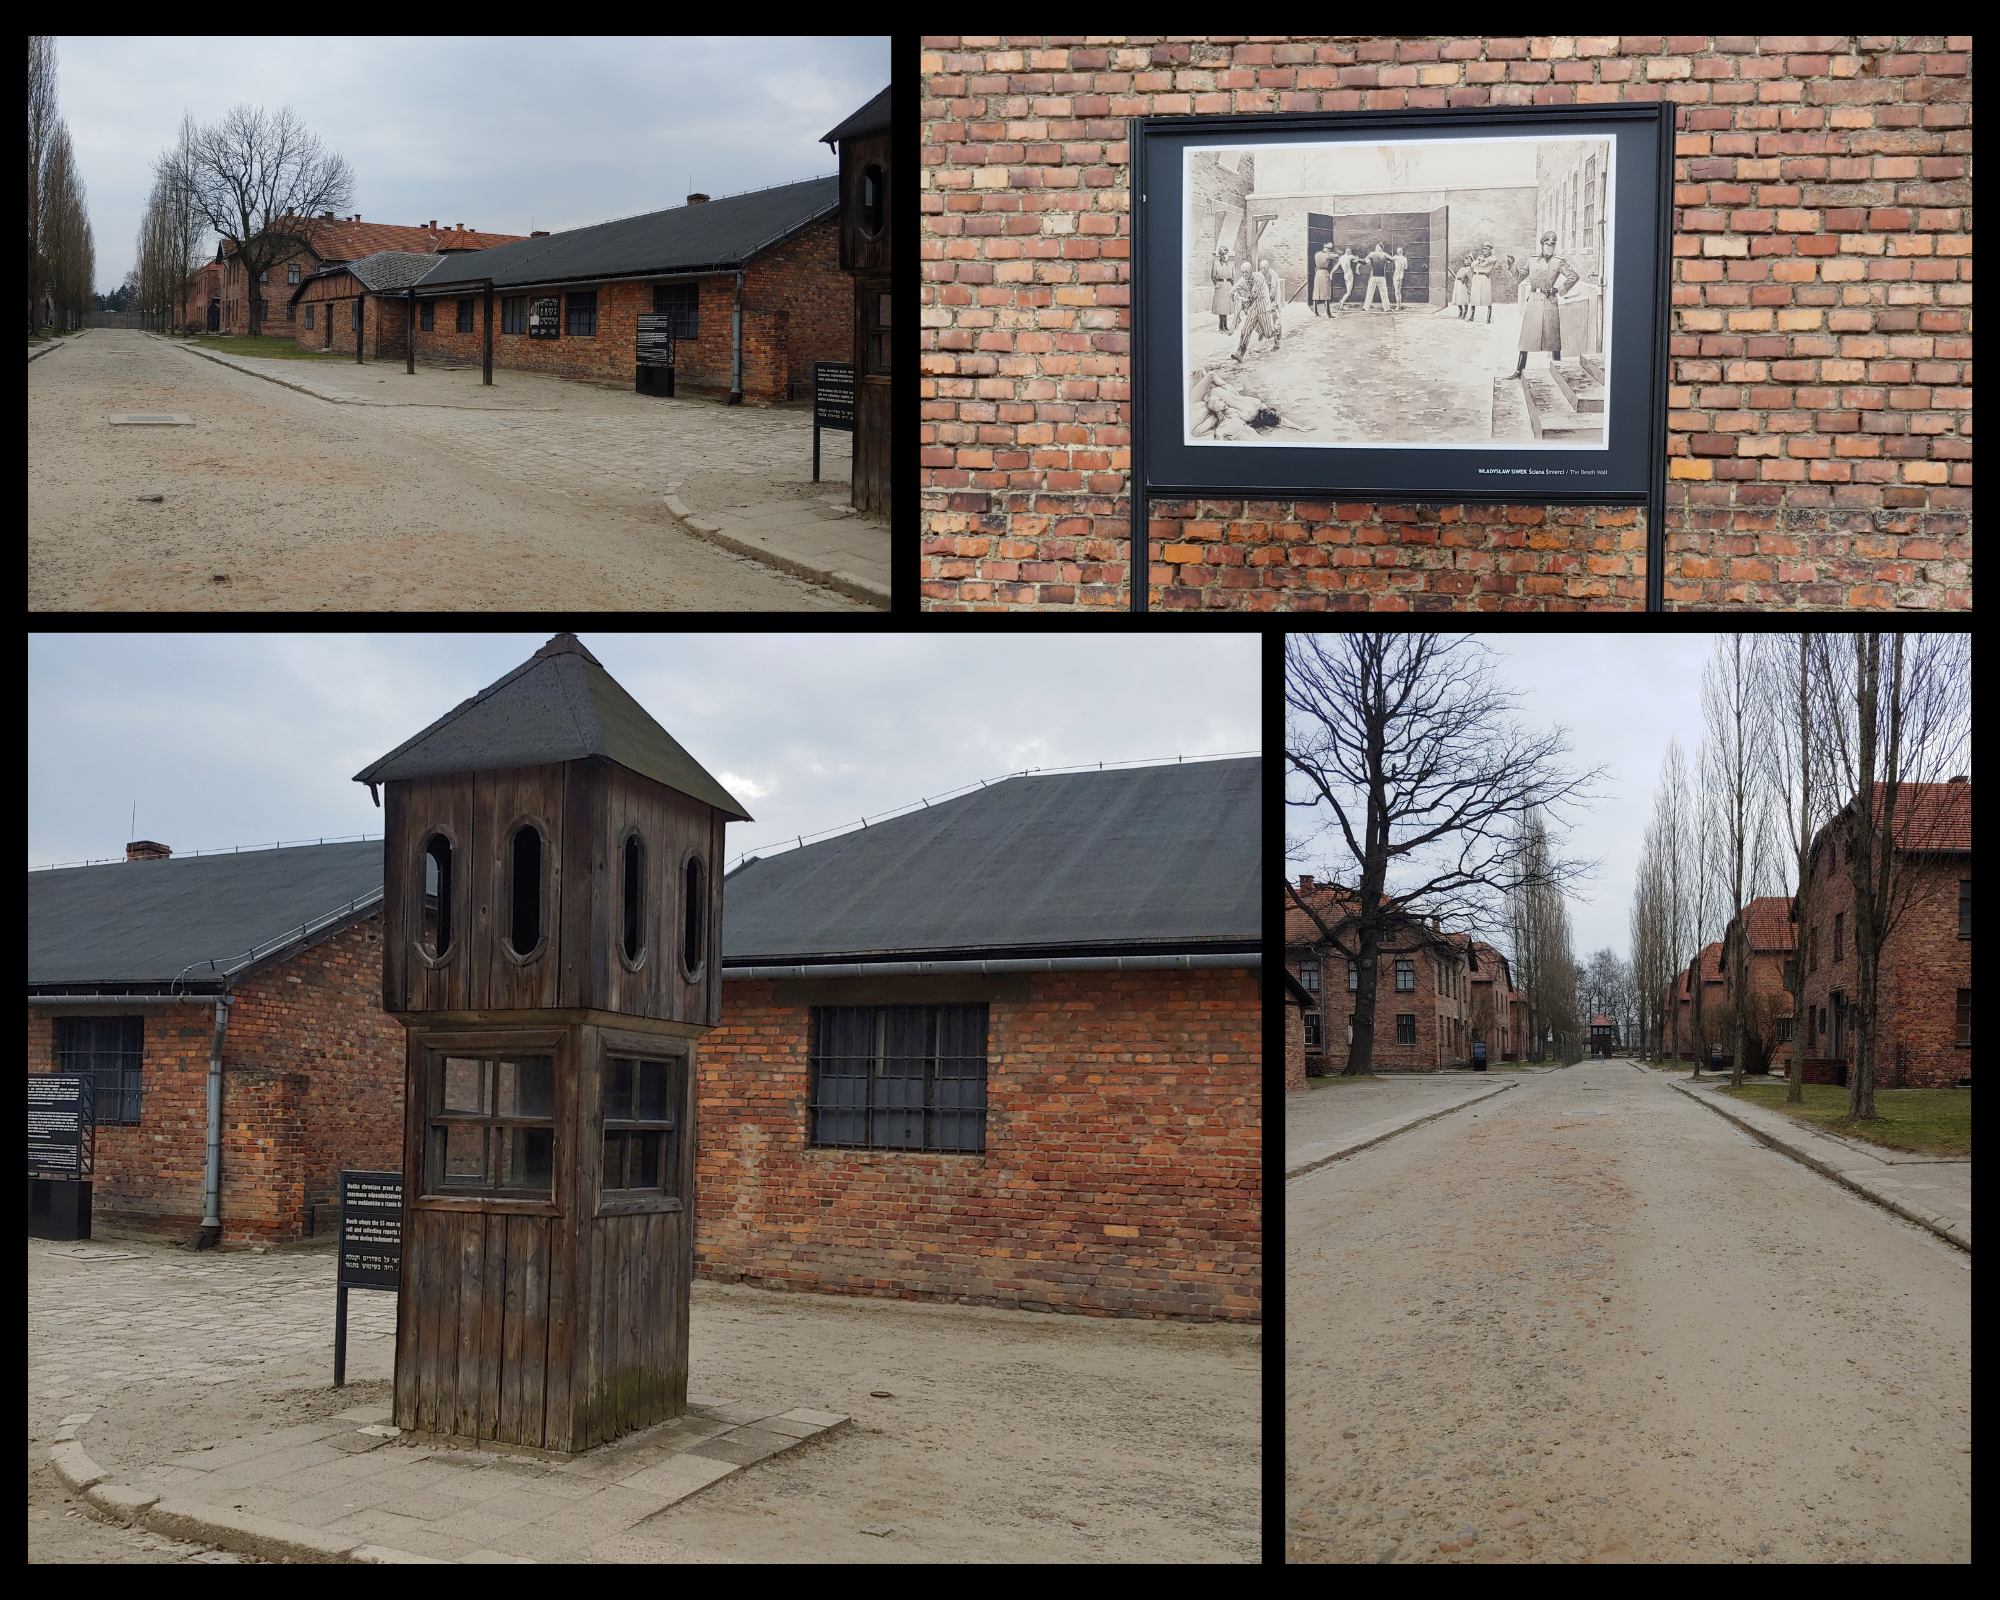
[808, 1004, 988, 1154]
[1129, 102, 1674, 613]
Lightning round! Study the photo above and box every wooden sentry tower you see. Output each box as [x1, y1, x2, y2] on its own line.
[354, 634, 750, 1454]
[823, 86, 890, 517]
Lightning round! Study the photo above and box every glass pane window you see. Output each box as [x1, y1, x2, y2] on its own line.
[502, 296, 525, 335]
[1395, 959, 1414, 992]
[566, 291, 597, 337]
[810, 1006, 987, 1153]
[1396, 1014, 1416, 1045]
[604, 1055, 679, 1193]
[1299, 961, 1319, 995]
[457, 298, 475, 334]
[426, 1055, 555, 1196]
[653, 283, 698, 339]
[420, 300, 435, 332]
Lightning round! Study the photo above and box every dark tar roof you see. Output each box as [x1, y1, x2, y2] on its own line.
[29, 840, 383, 989]
[722, 757, 1260, 963]
[410, 176, 839, 294]
[822, 86, 890, 144]
[353, 634, 751, 821]
[291, 250, 442, 304]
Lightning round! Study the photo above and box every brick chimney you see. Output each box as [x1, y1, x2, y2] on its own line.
[531, 231, 550, 238]
[428, 220, 436, 230]
[1298, 875, 1314, 892]
[455, 223, 464, 231]
[126, 840, 172, 862]
[686, 193, 709, 204]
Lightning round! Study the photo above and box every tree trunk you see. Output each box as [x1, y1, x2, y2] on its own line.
[1846, 634, 1879, 1121]
[1344, 903, 1383, 1075]
[1789, 635, 1810, 1104]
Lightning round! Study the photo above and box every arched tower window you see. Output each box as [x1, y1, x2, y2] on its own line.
[509, 823, 543, 957]
[621, 833, 646, 965]
[682, 854, 706, 977]
[422, 833, 454, 957]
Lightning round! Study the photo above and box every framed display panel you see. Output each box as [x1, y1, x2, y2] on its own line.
[1130, 103, 1674, 611]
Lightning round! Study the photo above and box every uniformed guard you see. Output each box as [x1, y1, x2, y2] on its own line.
[1311, 243, 1335, 315]
[1506, 231, 1581, 378]
[1210, 244, 1236, 333]
[1469, 245, 1494, 324]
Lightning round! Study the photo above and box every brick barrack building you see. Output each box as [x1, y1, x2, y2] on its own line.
[402, 179, 851, 404]
[920, 35, 1972, 611]
[29, 722, 1260, 1321]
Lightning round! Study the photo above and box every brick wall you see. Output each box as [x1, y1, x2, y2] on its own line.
[920, 35, 1973, 611]
[293, 274, 412, 360]
[697, 969, 1262, 1322]
[1799, 854, 1969, 1087]
[1285, 990, 1308, 1091]
[405, 217, 849, 403]
[27, 913, 405, 1245]
[1291, 935, 1472, 1072]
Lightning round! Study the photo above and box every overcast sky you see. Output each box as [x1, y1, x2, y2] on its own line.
[28, 634, 1261, 875]
[52, 36, 890, 295]
[1285, 633, 1717, 968]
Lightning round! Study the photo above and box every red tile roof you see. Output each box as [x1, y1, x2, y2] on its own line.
[1878, 779, 1972, 852]
[1671, 941, 1727, 998]
[226, 216, 527, 267]
[1284, 881, 1475, 955]
[1735, 895, 1796, 952]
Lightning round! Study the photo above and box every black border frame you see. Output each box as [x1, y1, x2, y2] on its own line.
[1130, 103, 1674, 613]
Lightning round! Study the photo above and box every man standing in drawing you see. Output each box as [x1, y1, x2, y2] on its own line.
[1391, 242, 1409, 308]
[1311, 241, 1335, 315]
[1335, 243, 1358, 305]
[1362, 239, 1391, 311]
[1210, 244, 1236, 333]
[1231, 261, 1276, 362]
[1505, 230, 1580, 379]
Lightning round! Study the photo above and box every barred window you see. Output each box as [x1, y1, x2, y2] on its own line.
[1777, 1017, 1794, 1043]
[1304, 1012, 1323, 1049]
[566, 290, 597, 337]
[1395, 959, 1414, 992]
[305, 305, 314, 330]
[54, 1015, 144, 1126]
[285, 300, 295, 323]
[1396, 1014, 1416, 1045]
[351, 299, 361, 331]
[1957, 989, 1971, 1047]
[457, 298, 475, 334]
[652, 282, 697, 339]
[1960, 880, 1970, 939]
[502, 295, 526, 335]
[810, 1005, 987, 1152]
[426, 1055, 554, 1197]
[420, 300, 435, 332]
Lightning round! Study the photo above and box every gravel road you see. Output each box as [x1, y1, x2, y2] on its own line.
[27, 330, 861, 611]
[30, 1237, 1258, 1563]
[1287, 1057, 1970, 1564]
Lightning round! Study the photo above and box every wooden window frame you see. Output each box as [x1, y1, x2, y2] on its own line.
[1304, 1011, 1323, 1049]
[1396, 1013, 1416, 1045]
[502, 295, 526, 335]
[502, 815, 552, 965]
[304, 305, 314, 330]
[456, 298, 475, 334]
[595, 1030, 688, 1218]
[1395, 958, 1414, 992]
[414, 824, 461, 969]
[411, 1028, 566, 1216]
[618, 828, 647, 972]
[421, 1048, 558, 1205]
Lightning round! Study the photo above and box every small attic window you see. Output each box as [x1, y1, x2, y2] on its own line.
[422, 833, 454, 957]
[509, 823, 543, 957]
[682, 854, 706, 978]
[622, 833, 646, 965]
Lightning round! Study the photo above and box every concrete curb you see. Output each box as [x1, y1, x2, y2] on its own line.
[1286, 1080, 1517, 1181]
[1667, 1079, 1971, 1253]
[662, 493, 889, 608]
[47, 1436, 433, 1563]
[28, 330, 86, 363]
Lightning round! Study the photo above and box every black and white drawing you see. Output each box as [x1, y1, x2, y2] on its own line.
[1183, 136, 1614, 449]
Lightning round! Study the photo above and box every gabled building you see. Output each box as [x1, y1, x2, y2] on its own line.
[405, 178, 849, 403]
[707, 757, 1262, 1321]
[211, 214, 526, 339]
[1285, 876, 1479, 1076]
[1794, 777, 1971, 1088]
[1662, 941, 1727, 1064]
[289, 250, 444, 359]
[27, 839, 400, 1244]
[1719, 894, 1798, 1075]
[1468, 939, 1518, 1061]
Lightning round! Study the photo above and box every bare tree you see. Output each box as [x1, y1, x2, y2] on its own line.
[1285, 635, 1604, 1075]
[1508, 809, 1582, 1064]
[28, 35, 59, 331]
[1815, 634, 1972, 1120]
[190, 104, 352, 338]
[1648, 740, 1694, 1063]
[155, 113, 207, 334]
[1629, 828, 1669, 1058]
[1700, 636, 1776, 1089]
[39, 122, 93, 332]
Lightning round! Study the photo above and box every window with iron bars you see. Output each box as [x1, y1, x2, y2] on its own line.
[502, 295, 526, 335]
[653, 282, 698, 339]
[53, 1015, 144, 1126]
[809, 1005, 987, 1152]
[566, 290, 597, 337]
[420, 300, 435, 332]
[457, 298, 475, 334]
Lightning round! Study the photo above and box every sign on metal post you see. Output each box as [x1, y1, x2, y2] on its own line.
[334, 1169, 402, 1387]
[29, 1074, 95, 1177]
[812, 360, 854, 482]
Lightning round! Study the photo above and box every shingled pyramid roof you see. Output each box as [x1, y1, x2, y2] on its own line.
[353, 635, 751, 820]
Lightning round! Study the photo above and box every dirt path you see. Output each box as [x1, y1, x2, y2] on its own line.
[31, 1237, 1258, 1563]
[27, 330, 861, 611]
[1287, 1058, 1970, 1564]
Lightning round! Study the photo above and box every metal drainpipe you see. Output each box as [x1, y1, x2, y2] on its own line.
[194, 995, 232, 1249]
[728, 271, 744, 404]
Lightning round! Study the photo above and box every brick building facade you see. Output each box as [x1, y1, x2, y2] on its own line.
[1795, 778, 1970, 1088]
[407, 182, 850, 404]
[921, 34, 1972, 611]
[28, 841, 400, 1244]
[1663, 939, 1727, 1062]
[1285, 877, 1493, 1075]
[1719, 893, 1798, 1073]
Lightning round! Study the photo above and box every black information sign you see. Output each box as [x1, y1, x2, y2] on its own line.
[813, 361, 855, 431]
[812, 360, 855, 484]
[636, 312, 675, 367]
[528, 296, 562, 339]
[28, 1074, 94, 1177]
[338, 1169, 402, 1290]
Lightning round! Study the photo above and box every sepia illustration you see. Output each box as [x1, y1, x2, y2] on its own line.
[1183, 136, 1614, 449]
